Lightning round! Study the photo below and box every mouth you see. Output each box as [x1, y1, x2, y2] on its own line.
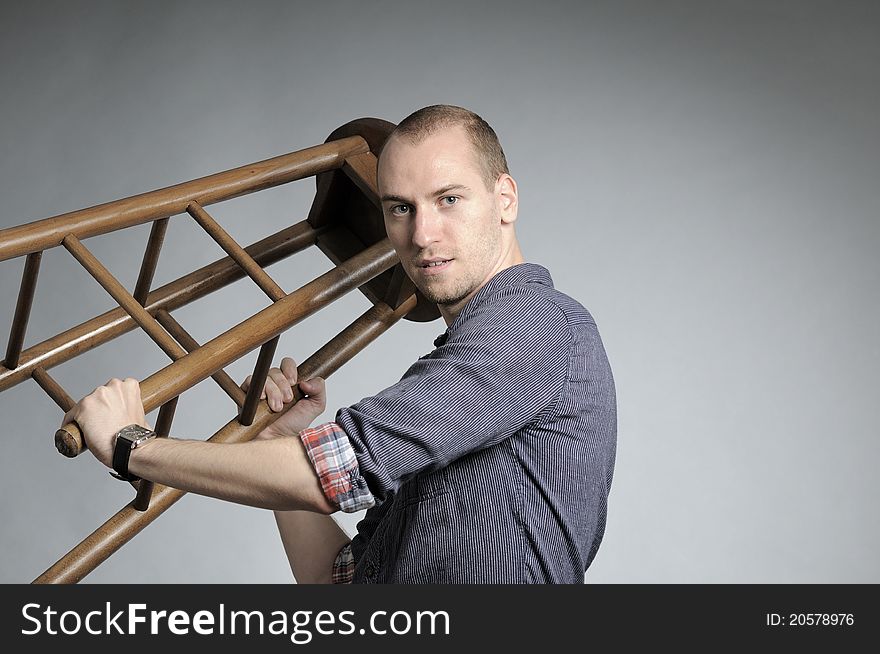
[415, 258, 453, 275]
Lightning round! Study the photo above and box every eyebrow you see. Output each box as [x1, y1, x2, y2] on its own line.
[380, 184, 471, 204]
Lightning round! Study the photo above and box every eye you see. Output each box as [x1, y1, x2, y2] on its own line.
[389, 204, 411, 216]
[441, 196, 458, 206]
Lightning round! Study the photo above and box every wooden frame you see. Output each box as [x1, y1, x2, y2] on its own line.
[0, 118, 437, 583]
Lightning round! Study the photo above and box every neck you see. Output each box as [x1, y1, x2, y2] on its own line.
[438, 238, 525, 325]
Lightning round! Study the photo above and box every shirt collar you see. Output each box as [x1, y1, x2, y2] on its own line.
[432, 263, 554, 347]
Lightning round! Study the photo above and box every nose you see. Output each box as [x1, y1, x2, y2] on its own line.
[411, 207, 442, 250]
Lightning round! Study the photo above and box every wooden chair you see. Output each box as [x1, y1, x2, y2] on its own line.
[0, 118, 437, 583]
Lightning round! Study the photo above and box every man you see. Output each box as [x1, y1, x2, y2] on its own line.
[66, 105, 617, 583]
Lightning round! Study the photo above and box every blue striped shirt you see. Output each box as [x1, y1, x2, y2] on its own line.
[301, 262, 617, 583]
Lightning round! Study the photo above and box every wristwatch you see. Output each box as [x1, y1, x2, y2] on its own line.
[110, 424, 156, 482]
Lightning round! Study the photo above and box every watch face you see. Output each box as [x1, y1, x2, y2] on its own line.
[117, 424, 154, 444]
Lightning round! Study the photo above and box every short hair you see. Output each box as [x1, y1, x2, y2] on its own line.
[386, 104, 509, 189]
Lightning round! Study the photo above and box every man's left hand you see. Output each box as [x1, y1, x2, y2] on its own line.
[63, 378, 150, 468]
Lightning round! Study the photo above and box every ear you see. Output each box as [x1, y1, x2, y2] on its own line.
[496, 174, 519, 224]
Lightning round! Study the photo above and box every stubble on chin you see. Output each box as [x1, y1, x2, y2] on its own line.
[417, 277, 473, 308]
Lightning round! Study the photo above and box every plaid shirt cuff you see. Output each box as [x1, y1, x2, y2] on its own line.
[332, 543, 355, 584]
[299, 422, 375, 513]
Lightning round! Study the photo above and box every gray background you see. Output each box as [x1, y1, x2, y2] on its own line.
[1, 0, 877, 584]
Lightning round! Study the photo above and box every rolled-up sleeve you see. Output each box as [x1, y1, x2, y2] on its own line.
[298, 422, 375, 513]
[335, 290, 572, 502]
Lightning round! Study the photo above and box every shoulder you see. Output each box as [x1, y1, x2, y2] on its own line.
[461, 275, 592, 337]
[449, 279, 574, 359]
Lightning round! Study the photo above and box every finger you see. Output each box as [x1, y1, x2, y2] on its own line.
[267, 368, 293, 402]
[280, 357, 298, 384]
[299, 376, 324, 397]
[123, 377, 141, 398]
[263, 376, 285, 412]
[62, 406, 77, 428]
[298, 377, 327, 411]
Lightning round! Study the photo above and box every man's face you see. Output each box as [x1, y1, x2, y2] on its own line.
[378, 126, 510, 317]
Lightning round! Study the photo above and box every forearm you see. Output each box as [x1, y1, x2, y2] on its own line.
[274, 511, 350, 583]
[127, 435, 335, 513]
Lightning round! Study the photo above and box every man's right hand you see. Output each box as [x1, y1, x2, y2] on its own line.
[241, 357, 327, 440]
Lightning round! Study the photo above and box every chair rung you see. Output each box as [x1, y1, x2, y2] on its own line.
[3, 251, 43, 369]
[62, 234, 188, 362]
[187, 201, 286, 302]
[31, 367, 74, 412]
[133, 218, 170, 305]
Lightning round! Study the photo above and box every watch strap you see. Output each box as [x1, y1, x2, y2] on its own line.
[110, 424, 155, 482]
